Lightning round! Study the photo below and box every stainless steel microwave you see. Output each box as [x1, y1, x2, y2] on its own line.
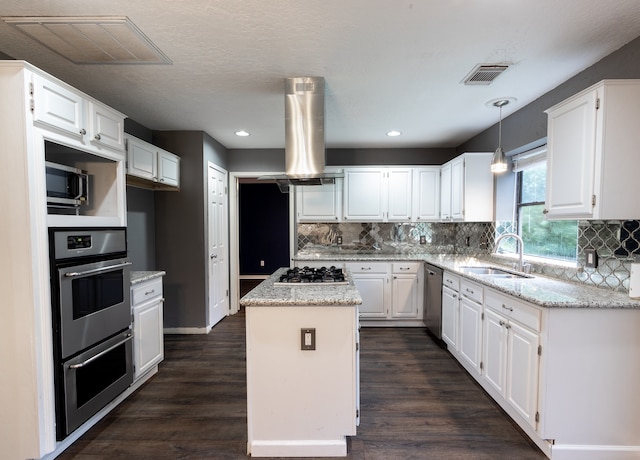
[45, 161, 89, 208]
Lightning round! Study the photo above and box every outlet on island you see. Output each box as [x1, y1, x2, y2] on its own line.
[260, 260, 265, 267]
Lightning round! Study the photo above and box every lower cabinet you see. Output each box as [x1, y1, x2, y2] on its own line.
[345, 262, 390, 319]
[131, 276, 165, 382]
[458, 279, 483, 376]
[483, 289, 541, 430]
[391, 262, 424, 319]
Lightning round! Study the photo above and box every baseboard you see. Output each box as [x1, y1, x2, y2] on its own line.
[551, 444, 640, 460]
[163, 327, 210, 334]
[248, 439, 348, 457]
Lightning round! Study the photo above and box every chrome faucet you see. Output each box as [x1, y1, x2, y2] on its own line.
[494, 233, 524, 272]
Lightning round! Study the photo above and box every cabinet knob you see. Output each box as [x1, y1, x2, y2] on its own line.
[79, 128, 86, 135]
[94, 133, 101, 140]
[542, 208, 549, 214]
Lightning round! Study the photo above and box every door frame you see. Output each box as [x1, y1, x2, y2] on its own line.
[228, 172, 296, 314]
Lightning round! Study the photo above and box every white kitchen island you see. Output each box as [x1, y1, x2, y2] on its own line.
[240, 268, 362, 457]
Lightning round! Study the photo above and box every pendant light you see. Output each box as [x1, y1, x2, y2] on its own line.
[490, 99, 509, 173]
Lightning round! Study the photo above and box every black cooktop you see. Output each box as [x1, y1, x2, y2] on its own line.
[276, 266, 347, 285]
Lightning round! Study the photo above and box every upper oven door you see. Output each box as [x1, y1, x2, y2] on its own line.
[57, 257, 131, 358]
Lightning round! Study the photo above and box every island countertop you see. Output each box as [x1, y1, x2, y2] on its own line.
[240, 267, 362, 307]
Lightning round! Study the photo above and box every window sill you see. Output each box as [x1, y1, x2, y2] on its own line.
[491, 252, 577, 269]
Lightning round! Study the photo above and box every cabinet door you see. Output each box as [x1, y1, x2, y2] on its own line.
[158, 149, 180, 187]
[32, 73, 85, 139]
[296, 181, 341, 222]
[127, 137, 157, 181]
[413, 167, 440, 221]
[133, 299, 164, 381]
[386, 169, 412, 221]
[458, 297, 483, 373]
[89, 101, 125, 151]
[450, 157, 465, 220]
[482, 308, 508, 396]
[344, 169, 385, 221]
[440, 162, 452, 220]
[441, 285, 458, 349]
[391, 273, 419, 318]
[351, 274, 389, 319]
[506, 321, 540, 429]
[545, 89, 597, 219]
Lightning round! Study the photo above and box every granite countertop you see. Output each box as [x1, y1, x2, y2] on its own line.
[131, 270, 166, 285]
[294, 249, 640, 309]
[240, 267, 363, 307]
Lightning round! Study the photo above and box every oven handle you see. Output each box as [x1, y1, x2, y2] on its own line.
[68, 333, 133, 369]
[64, 261, 132, 278]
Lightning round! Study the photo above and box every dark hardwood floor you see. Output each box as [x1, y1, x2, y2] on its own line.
[59, 310, 545, 459]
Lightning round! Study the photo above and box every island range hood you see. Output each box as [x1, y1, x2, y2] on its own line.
[259, 76, 342, 192]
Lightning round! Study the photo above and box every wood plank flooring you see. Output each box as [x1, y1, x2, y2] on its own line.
[59, 310, 545, 459]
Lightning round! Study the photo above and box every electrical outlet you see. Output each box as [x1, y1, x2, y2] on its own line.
[260, 260, 265, 267]
[419, 235, 426, 244]
[584, 248, 598, 268]
[301, 328, 316, 350]
[337, 236, 342, 245]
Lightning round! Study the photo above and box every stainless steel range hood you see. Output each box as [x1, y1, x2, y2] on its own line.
[259, 76, 342, 192]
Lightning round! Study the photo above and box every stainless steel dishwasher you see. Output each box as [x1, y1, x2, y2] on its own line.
[424, 263, 443, 340]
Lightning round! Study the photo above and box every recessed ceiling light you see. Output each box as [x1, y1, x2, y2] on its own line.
[386, 130, 402, 137]
[235, 130, 250, 137]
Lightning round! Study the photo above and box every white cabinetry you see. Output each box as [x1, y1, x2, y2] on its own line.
[458, 279, 483, 377]
[440, 152, 494, 222]
[125, 134, 181, 189]
[391, 262, 423, 319]
[441, 271, 460, 349]
[544, 79, 640, 219]
[32, 73, 125, 151]
[483, 289, 541, 430]
[343, 168, 412, 222]
[131, 276, 165, 382]
[412, 167, 440, 221]
[345, 262, 390, 319]
[296, 176, 343, 222]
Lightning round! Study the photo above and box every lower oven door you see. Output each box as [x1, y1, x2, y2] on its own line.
[57, 257, 131, 359]
[61, 330, 133, 438]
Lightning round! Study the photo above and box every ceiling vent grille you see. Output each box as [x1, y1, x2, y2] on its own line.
[462, 64, 509, 85]
[1, 16, 171, 65]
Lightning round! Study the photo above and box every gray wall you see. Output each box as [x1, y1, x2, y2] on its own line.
[126, 186, 156, 271]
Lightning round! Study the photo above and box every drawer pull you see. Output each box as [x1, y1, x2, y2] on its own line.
[361, 267, 372, 271]
[501, 304, 514, 312]
[145, 289, 156, 295]
[466, 288, 474, 294]
[399, 267, 410, 271]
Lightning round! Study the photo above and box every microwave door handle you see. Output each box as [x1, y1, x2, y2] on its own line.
[68, 333, 133, 369]
[74, 174, 84, 201]
[64, 261, 132, 278]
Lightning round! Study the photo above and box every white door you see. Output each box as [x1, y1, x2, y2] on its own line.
[208, 163, 229, 329]
[458, 297, 483, 373]
[386, 169, 412, 221]
[441, 285, 458, 349]
[391, 273, 418, 318]
[506, 321, 540, 429]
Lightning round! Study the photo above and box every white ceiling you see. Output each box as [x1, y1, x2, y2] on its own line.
[2, 1, 640, 150]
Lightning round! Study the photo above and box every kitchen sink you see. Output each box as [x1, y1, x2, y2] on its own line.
[460, 266, 532, 279]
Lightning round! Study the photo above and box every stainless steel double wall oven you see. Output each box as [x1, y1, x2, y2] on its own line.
[49, 227, 133, 440]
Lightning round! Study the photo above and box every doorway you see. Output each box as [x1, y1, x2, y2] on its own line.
[229, 174, 295, 312]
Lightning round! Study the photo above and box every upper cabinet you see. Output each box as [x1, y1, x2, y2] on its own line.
[413, 167, 440, 221]
[343, 168, 412, 222]
[440, 152, 494, 222]
[32, 73, 125, 152]
[545, 80, 640, 220]
[125, 134, 181, 190]
[296, 175, 343, 222]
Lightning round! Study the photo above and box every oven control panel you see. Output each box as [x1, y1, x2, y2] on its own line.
[67, 235, 92, 250]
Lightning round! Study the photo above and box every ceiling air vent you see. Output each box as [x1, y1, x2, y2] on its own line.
[1, 16, 171, 65]
[462, 64, 509, 85]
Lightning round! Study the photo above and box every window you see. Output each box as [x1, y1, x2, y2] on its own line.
[496, 149, 578, 262]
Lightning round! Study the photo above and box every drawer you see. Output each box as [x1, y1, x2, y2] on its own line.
[345, 262, 390, 274]
[485, 289, 541, 332]
[392, 262, 420, 274]
[460, 279, 483, 304]
[131, 277, 163, 305]
[443, 271, 460, 291]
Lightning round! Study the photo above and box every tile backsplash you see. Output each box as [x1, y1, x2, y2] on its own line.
[297, 220, 640, 293]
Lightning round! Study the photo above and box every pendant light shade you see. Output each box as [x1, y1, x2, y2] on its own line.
[490, 99, 510, 173]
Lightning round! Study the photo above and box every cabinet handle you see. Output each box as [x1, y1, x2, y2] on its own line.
[501, 304, 514, 312]
[79, 128, 86, 135]
[452, 294, 457, 299]
[466, 288, 474, 294]
[144, 289, 156, 295]
[94, 133, 101, 140]
[400, 267, 410, 271]
[499, 320, 506, 326]
[542, 208, 549, 214]
[360, 267, 371, 271]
